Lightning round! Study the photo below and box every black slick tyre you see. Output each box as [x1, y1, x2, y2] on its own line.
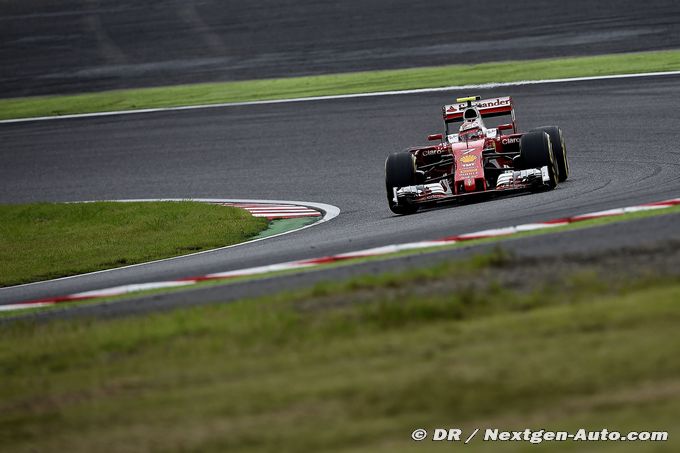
[519, 131, 558, 190]
[534, 126, 569, 182]
[385, 152, 418, 215]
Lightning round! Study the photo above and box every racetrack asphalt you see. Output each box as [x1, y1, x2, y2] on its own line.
[2, 0, 680, 97]
[2, 74, 680, 313]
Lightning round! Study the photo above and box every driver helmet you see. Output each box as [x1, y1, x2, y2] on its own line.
[459, 119, 483, 140]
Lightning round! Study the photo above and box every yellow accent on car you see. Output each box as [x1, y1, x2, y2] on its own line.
[456, 95, 481, 103]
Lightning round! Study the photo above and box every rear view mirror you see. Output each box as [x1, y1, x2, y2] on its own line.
[427, 133, 443, 141]
[497, 123, 513, 131]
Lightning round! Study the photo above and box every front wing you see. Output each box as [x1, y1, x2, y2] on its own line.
[392, 166, 551, 207]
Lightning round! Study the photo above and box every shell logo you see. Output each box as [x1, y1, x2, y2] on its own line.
[460, 155, 477, 163]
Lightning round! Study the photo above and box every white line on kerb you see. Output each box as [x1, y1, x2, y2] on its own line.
[2, 70, 680, 125]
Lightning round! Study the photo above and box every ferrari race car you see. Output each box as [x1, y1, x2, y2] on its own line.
[385, 95, 569, 214]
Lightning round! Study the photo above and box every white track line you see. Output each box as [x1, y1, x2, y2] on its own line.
[2, 70, 680, 125]
[0, 198, 339, 292]
[0, 302, 53, 312]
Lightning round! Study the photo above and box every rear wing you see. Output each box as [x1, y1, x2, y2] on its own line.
[443, 96, 514, 122]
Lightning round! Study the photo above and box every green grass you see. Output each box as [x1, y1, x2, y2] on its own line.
[252, 216, 318, 239]
[0, 202, 268, 287]
[2, 49, 680, 120]
[1, 250, 678, 452]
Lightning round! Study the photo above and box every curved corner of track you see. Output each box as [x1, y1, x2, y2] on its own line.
[0, 198, 341, 306]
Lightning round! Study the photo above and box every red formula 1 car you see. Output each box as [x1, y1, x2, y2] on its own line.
[385, 95, 569, 214]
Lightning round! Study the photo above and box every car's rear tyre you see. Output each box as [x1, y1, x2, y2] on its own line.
[385, 152, 418, 215]
[519, 131, 558, 190]
[534, 126, 569, 182]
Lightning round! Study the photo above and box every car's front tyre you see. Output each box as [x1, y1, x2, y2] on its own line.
[533, 126, 569, 182]
[519, 131, 558, 190]
[385, 152, 419, 215]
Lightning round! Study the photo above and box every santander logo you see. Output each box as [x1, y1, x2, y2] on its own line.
[446, 97, 511, 112]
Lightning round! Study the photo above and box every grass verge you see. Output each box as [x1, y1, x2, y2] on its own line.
[1, 246, 679, 452]
[0, 201, 268, 287]
[252, 216, 318, 240]
[2, 49, 680, 121]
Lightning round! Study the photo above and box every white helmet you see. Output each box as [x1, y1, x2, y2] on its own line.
[459, 118, 484, 140]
